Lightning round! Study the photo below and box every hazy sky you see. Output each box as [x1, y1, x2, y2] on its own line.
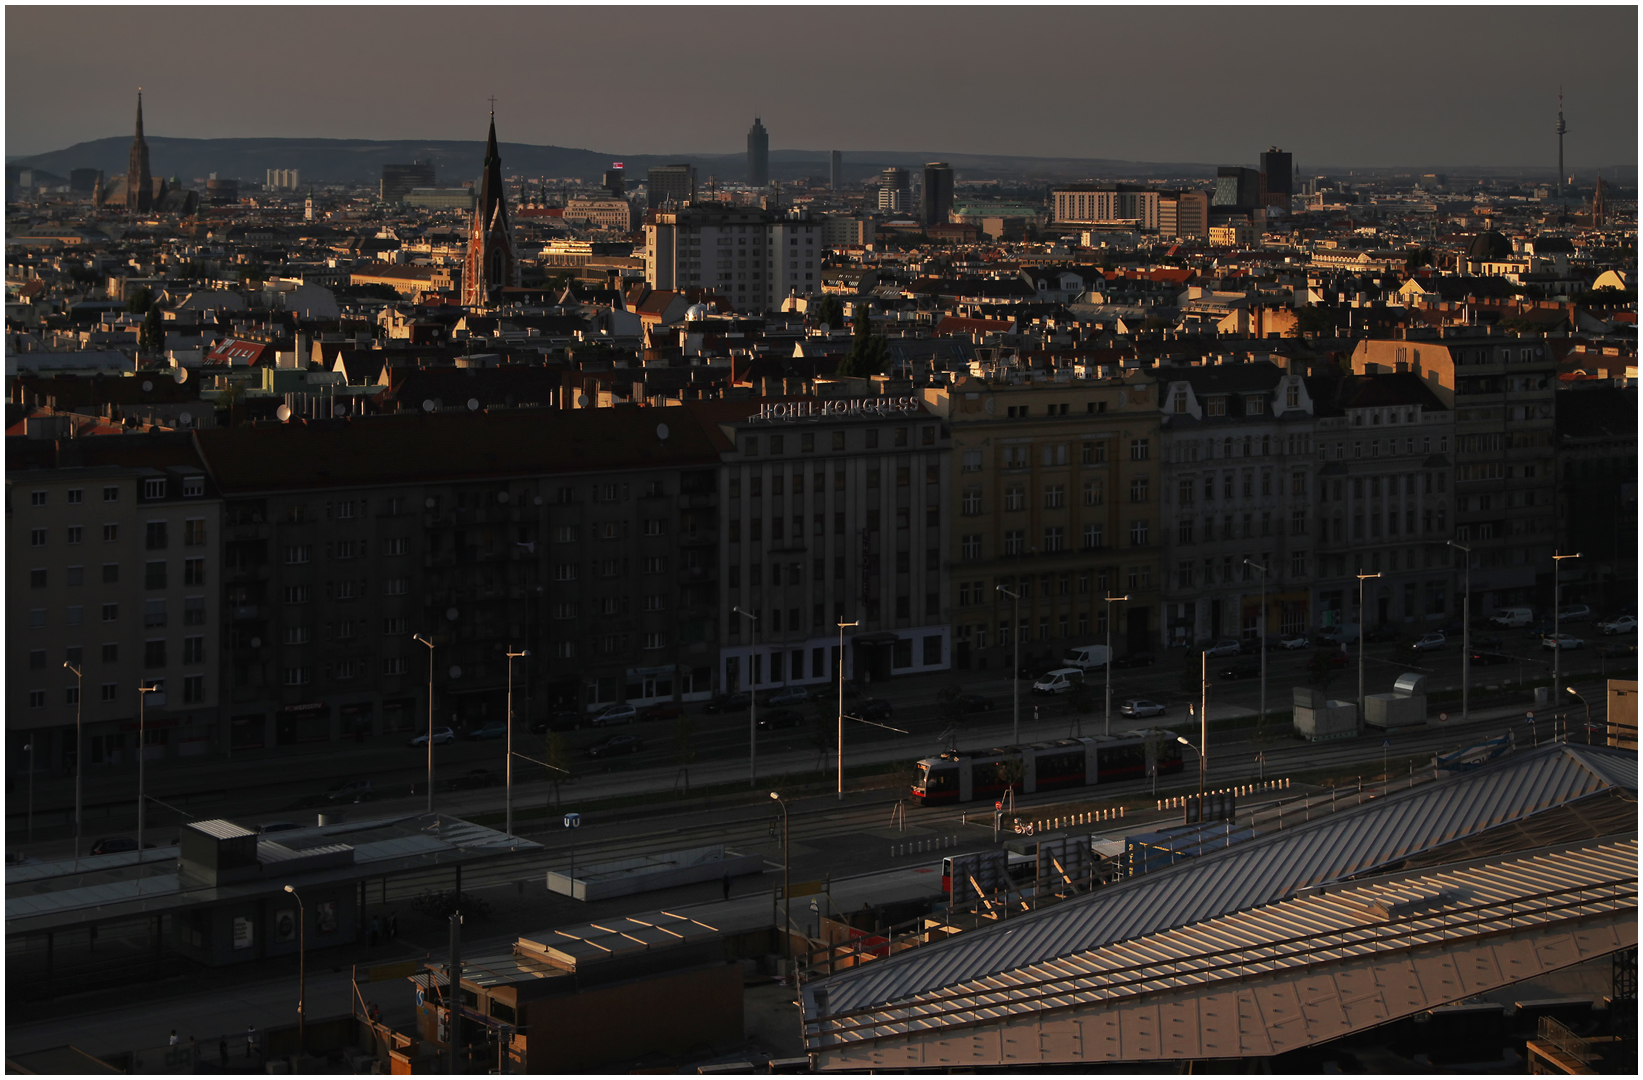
[7, 6, 1637, 168]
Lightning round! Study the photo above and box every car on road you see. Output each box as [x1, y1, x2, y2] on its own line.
[1596, 642, 1637, 660]
[1031, 668, 1085, 695]
[1469, 651, 1513, 666]
[854, 699, 895, 721]
[531, 712, 584, 734]
[1215, 659, 1262, 680]
[1542, 633, 1585, 651]
[1202, 639, 1242, 658]
[1111, 652, 1156, 669]
[326, 779, 373, 802]
[1410, 633, 1446, 652]
[637, 702, 685, 721]
[1600, 615, 1637, 635]
[760, 686, 811, 707]
[1119, 698, 1167, 718]
[1556, 604, 1592, 624]
[409, 726, 456, 747]
[448, 768, 502, 791]
[587, 734, 644, 758]
[1276, 635, 1310, 650]
[956, 693, 994, 713]
[757, 708, 805, 730]
[89, 837, 140, 856]
[466, 721, 508, 741]
[1489, 607, 1536, 629]
[258, 822, 303, 835]
[701, 692, 751, 714]
[590, 704, 638, 726]
[1469, 634, 1503, 651]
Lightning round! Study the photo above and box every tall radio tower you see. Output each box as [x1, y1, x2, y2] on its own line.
[1556, 88, 1568, 202]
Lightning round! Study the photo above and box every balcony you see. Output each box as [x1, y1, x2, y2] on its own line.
[679, 493, 718, 509]
[225, 523, 271, 541]
[233, 605, 262, 620]
[677, 531, 719, 548]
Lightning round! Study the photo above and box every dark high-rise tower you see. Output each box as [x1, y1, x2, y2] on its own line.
[747, 117, 769, 187]
[126, 91, 152, 213]
[647, 164, 697, 209]
[830, 150, 843, 190]
[1259, 147, 1292, 208]
[462, 108, 519, 307]
[922, 162, 954, 227]
[1556, 88, 1568, 200]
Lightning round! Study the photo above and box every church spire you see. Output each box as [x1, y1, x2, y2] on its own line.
[126, 89, 152, 213]
[462, 103, 518, 307]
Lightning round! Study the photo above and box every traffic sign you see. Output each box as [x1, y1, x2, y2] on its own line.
[1526, 711, 1535, 721]
[1439, 712, 1449, 722]
[415, 988, 425, 1007]
[1382, 739, 1390, 748]
[563, 812, 581, 829]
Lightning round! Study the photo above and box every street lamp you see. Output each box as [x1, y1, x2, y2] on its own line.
[769, 792, 790, 980]
[732, 607, 759, 785]
[1244, 559, 1269, 736]
[1565, 686, 1593, 744]
[23, 742, 34, 844]
[1447, 541, 1472, 723]
[1103, 594, 1128, 736]
[1177, 735, 1205, 820]
[414, 635, 436, 814]
[137, 682, 160, 853]
[1552, 552, 1581, 704]
[282, 885, 306, 1056]
[996, 585, 1021, 744]
[836, 620, 858, 800]
[64, 662, 83, 867]
[504, 649, 529, 838]
[1355, 571, 1381, 729]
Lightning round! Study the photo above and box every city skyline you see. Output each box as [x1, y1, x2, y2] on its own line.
[6, 6, 1637, 169]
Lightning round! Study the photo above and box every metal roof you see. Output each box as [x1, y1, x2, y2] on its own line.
[807, 743, 1635, 1019]
[186, 819, 257, 840]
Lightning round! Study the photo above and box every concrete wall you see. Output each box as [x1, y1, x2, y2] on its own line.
[548, 846, 763, 902]
[519, 962, 742, 1072]
[1365, 693, 1427, 730]
[1294, 700, 1357, 741]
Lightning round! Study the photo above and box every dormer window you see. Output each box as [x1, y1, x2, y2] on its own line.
[142, 478, 166, 499]
[1171, 392, 1188, 414]
[1286, 384, 1300, 408]
[1246, 396, 1265, 416]
[183, 476, 204, 498]
[1206, 397, 1227, 417]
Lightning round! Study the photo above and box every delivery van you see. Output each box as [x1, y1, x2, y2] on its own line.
[1062, 645, 1111, 671]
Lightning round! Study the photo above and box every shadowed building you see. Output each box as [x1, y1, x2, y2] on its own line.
[747, 117, 769, 187]
[922, 162, 954, 228]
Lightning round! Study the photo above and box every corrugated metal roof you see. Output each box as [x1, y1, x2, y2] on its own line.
[810, 743, 1634, 1017]
[187, 819, 257, 840]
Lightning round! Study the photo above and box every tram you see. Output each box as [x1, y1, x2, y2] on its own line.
[910, 730, 1183, 805]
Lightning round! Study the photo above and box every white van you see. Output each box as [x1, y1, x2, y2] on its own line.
[1062, 645, 1111, 671]
[1490, 606, 1535, 628]
[1032, 668, 1085, 695]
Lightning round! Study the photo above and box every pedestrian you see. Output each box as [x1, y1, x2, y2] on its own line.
[168, 1030, 179, 1046]
[245, 1024, 256, 1058]
[219, 1038, 228, 1068]
[721, 872, 731, 902]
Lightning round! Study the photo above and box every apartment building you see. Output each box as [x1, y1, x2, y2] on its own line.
[10, 455, 221, 772]
[1051, 185, 1160, 230]
[702, 396, 952, 691]
[193, 407, 723, 752]
[1153, 363, 1323, 645]
[922, 374, 1162, 666]
[1351, 332, 1558, 615]
[1308, 374, 1457, 633]
[1158, 191, 1210, 238]
[646, 205, 823, 312]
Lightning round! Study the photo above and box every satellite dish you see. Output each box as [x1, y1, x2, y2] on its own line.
[249, 637, 262, 649]
[576, 394, 589, 408]
[276, 404, 292, 422]
[422, 399, 436, 413]
[448, 665, 462, 680]
[336, 400, 350, 415]
[178, 411, 192, 426]
[141, 380, 153, 392]
[467, 398, 480, 411]
[819, 322, 830, 332]
[532, 495, 543, 506]
[497, 491, 511, 504]
[446, 607, 459, 622]
[425, 497, 436, 509]
[173, 367, 188, 383]
[656, 423, 669, 441]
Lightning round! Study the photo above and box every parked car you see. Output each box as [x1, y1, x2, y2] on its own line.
[1215, 659, 1261, 680]
[1469, 651, 1513, 666]
[1523, 620, 1557, 639]
[1202, 639, 1242, 658]
[637, 702, 685, 721]
[257, 822, 303, 835]
[1112, 652, 1156, 669]
[1542, 633, 1585, 651]
[1410, 633, 1446, 652]
[1062, 645, 1111, 670]
[466, 721, 507, 741]
[326, 778, 373, 802]
[1276, 635, 1310, 650]
[956, 693, 994, 713]
[701, 692, 751, 714]
[1600, 615, 1637, 635]
[587, 734, 644, 758]
[1471, 635, 1504, 651]
[408, 726, 456, 747]
[1119, 698, 1167, 718]
[1490, 607, 1536, 629]
[531, 712, 584, 734]
[1032, 668, 1085, 695]
[1596, 642, 1637, 660]
[89, 837, 139, 856]
[757, 708, 805, 730]
[1556, 605, 1592, 624]
[855, 699, 895, 721]
[760, 686, 811, 707]
[1364, 625, 1404, 644]
[448, 768, 502, 791]
[590, 704, 638, 726]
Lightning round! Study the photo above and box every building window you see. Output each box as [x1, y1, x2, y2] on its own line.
[1042, 527, 1065, 552]
[145, 562, 167, 589]
[1129, 476, 1149, 502]
[1004, 486, 1026, 511]
[1003, 530, 1025, 556]
[284, 667, 309, 686]
[1130, 520, 1149, 546]
[643, 632, 664, 650]
[1083, 481, 1103, 506]
[1043, 484, 1065, 509]
[383, 658, 407, 676]
[184, 558, 205, 586]
[1083, 524, 1104, 549]
[1290, 551, 1307, 577]
[1178, 478, 1195, 505]
[145, 521, 168, 550]
[183, 675, 205, 703]
[183, 476, 204, 498]
[1178, 518, 1194, 543]
[1129, 438, 1150, 461]
[961, 534, 982, 560]
[1206, 398, 1226, 417]
[145, 640, 167, 668]
[143, 479, 166, 499]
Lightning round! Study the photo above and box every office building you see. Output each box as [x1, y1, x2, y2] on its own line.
[830, 150, 843, 190]
[647, 164, 697, 209]
[602, 166, 625, 198]
[1052, 185, 1160, 230]
[1158, 190, 1210, 238]
[1213, 167, 1261, 210]
[922, 162, 955, 228]
[381, 161, 437, 204]
[265, 169, 300, 191]
[645, 205, 822, 311]
[1259, 147, 1292, 209]
[747, 117, 769, 187]
[878, 168, 910, 214]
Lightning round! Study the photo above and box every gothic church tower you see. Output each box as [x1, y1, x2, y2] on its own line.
[461, 110, 519, 307]
[126, 92, 153, 213]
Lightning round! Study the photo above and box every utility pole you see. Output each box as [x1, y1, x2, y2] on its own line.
[414, 635, 436, 814]
[1244, 559, 1269, 738]
[836, 620, 858, 799]
[997, 585, 1021, 744]
[733, 607, 759, 785]
[1103, 594, 1127, 736]
[504, 649, 528, 838]
[137, 683, 159, 853]
[1552, 553, 1581, 709]
[1355, 570, 1381, 730]
[448, 911, 462, 1075]
[65, 662, 83, 866]
[1447, 541, 1472, 723]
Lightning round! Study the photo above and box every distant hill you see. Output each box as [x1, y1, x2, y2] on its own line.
[8, 135, 1223, 187]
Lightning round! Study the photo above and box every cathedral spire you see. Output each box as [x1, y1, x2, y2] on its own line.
[126, 89, 153, 213]
[462, 104, 518, 307]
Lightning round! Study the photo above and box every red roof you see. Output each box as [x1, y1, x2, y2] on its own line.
[203, 339, 271, 367]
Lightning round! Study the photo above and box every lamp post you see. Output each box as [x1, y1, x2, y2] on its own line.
[1244, 559, 1269, 736]
[1447, 541, 1471, 723]
[1177, 735, 1205, 819]
[1552, 552, 1581, 705]
[504, 649, 529, 838]
[1565, 686, 1592, 744]
[1103, 594, 1128, 736]
[23, 742, 34, 844]
[414, 635, 436, 813]
[997, 585, 1021, 744]
[1355, 571, 1381, 729]
[733, 607, 759, 785]
[769, 792, 790, 979]
[64, 662, 83, 866]
[137, 682, 159, 853]
[282, 885, 306, 1056]
[836, 620, 858, 800]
